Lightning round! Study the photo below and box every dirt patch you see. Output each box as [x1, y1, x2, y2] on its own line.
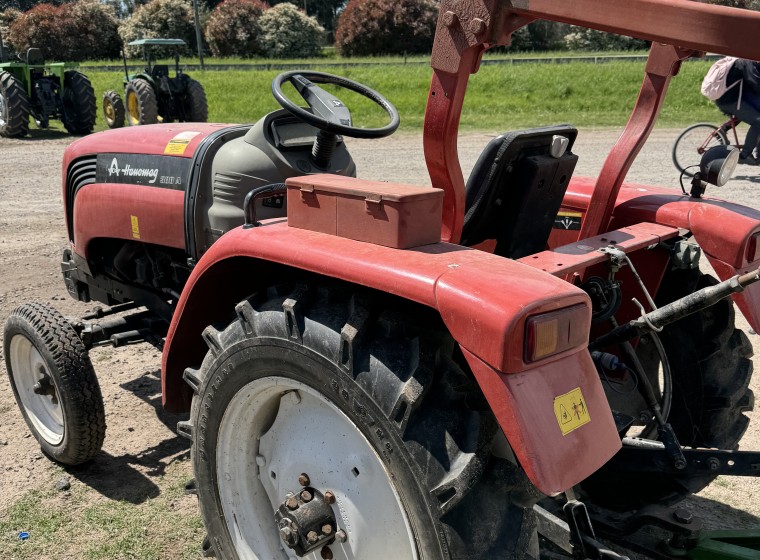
[0, 126, 758, 557]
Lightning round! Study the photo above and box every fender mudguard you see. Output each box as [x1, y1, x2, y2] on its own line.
[162, 220, 621, 495]
[565, 177, 760, 332]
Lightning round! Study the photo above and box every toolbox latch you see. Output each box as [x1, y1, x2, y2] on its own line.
[365, 193, 382, 210]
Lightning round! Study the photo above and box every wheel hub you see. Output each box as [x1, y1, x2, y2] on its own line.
[275, 484, 337, 556]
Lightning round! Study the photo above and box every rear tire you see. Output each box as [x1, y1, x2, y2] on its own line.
[672, 123, 728, 176]
[4, 302, 106, 465]
[0, 71, 30, 138]
[581, 269, 754, 510]
[125, 78, 158, 126]
[62, 71, 96, 135]
[102, 90, 125, 129]
[186, 283, 534, 559]
[184, 77, 208, 122]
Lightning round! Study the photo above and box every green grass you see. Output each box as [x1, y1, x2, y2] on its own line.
[0, 460, 202, 559]
[38, 57, 723, 134]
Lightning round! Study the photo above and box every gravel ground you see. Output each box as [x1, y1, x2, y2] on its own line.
[0, 125, 758, 557]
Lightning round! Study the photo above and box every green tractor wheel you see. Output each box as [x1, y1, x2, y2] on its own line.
[102, 90, 125, 129]
[62, 71, 96, 135]
[125, 78, 158, 126]
[185, 77, 208, 122]
[0, 71, 31, 138]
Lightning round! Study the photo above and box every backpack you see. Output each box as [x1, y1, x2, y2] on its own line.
[701, 57, 739, 101]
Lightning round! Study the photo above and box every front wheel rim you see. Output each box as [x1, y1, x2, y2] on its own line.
[9, 335, 64, 445]
[215, 376, 418, 560]
[0, 91, 7, 126]
[126, 91, 139, 125]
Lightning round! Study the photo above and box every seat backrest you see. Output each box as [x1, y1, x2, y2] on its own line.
[461, 125, 578, 259]
[151, 64, 169, 78]
[26, 48, 44, 66]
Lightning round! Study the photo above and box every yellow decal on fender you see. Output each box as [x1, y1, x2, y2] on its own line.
[130, 215, 141, 239]
[554, 387, 590, 435]
[164, 131, 201, 155]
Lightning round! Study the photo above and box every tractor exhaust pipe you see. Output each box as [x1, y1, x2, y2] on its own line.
[590, 267, 760, 351]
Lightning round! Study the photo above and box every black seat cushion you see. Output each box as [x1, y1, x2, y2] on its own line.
[462, 125, 578, 259]
[26, 48, 44, 66]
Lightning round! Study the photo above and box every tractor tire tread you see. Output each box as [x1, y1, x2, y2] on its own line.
[63, 71, 96, 135]
[0, 70, 30, 138]
[184, 77, 208, 122]
[4, 302, 106, 465]
[125, 78, 158, 125]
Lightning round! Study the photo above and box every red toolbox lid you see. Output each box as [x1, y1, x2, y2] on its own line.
[286, 174, 443, 202]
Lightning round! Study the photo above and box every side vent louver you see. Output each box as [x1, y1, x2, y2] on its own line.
[65, 156, 97, 241]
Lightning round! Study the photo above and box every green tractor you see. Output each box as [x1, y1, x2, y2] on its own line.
[0, 33, 96, 138]
[103, 38, 208, 128]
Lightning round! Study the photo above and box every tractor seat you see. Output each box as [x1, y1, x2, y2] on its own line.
[461, 125, 579, 259]
[26, 48, 44, 66]
[151, 64, 169, 78]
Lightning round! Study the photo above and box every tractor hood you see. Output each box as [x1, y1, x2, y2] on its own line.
[64, 123, 236, 166]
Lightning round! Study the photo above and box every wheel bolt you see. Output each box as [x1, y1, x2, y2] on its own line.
[285, 496, 299, 510]
[335, 529, 347, 543]
[279, 526, 297, 546]
[32, 381, 44, 394]
[673, 509, 693, 524]
[307, 530, 319, 543]
[301, 490, 313, 502]
[707, 457, 720, 471]
[298, 473, 310, 486]
[324, 491, 335, 504]
[322, 524, 333, 535]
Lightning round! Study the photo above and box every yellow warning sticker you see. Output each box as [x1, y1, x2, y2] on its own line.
[556, 211, 582, 218]
[554, 387, 590, 435]
[164, 131, 201, 155]
[130, 215, 141, 239]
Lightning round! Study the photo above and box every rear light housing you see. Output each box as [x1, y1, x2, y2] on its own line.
[748, 231, 760, 264]
[524, 304, 588, 363]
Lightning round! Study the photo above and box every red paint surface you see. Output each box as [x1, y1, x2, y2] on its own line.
[73, 183, 186, 256]
[463, 348, 620, 495]
[161, 221, 622, 492]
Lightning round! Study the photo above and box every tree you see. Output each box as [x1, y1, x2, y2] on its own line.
[270, 0, 343, 36]
[119, 0, 196, 58]
[258, 2, 323, 58]
[204, 0, 268, 57]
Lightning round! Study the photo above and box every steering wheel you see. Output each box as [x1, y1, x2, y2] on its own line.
[271, 70, 400, 142]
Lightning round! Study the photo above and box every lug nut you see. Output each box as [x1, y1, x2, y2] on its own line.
[279, 526, 298, 546]
[301, 490, 313, 502]
[322, 524, 333, 535]
[285, 496, 299, 510]
[335, 529, 347, 543]
[324, 491, 335, 504]
[469, 17, 487, 36]
[298, 473, 310, 486]
[442, 10, 457, 28]
[307, 530, 319, 544]
[673, 509, 693, 524]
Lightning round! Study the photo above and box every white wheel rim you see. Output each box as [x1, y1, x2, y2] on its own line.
[9, 335, 64, 445]
[216, 377, 418, 560]
[0, 91, 7, 127]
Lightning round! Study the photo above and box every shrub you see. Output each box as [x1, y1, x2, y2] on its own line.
[335, 0, 437, 57]
[0, 8, 22, 55]
[66, 0, 121, 60]
[205, 0, 268, 57]
[7, 4, 65, 60]
[119, 0, 196, 59]
[564, 27, 648, 51]
[258, 2, 323, 58]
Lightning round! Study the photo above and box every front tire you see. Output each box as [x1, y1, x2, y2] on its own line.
[4, 303, 106, 465]
[62, 71, 96, 135]
[672, 123, 728, 176]
[125, 78, 158, 126]
[102, 90, 125, 129]
[0, 71, 30, 138]
[186, 283, 533, 559]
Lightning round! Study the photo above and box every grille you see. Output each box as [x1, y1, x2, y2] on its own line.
[66, 156, 97, 241]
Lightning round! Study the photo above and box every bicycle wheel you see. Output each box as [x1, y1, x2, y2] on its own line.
[672, 123, 728, 176]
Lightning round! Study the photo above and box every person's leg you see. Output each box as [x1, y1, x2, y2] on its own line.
[732, 97, 760, 158]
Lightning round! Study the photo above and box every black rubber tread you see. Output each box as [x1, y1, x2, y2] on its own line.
[4, 302, 106, 465]
[102, 89, 125, 129]
[582, 269, 754, 510]
[184, 77, 208, 122]
[0, 70, 30, 138]
[62, 71, 96, 135]
[186, 282, 534, 559]
[125, 78, 158, 125]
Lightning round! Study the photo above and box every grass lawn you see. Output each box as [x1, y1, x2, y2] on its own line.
[79, 56, 723, 133]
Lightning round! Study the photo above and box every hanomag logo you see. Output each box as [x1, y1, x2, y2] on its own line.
[108, 157, 160, 184]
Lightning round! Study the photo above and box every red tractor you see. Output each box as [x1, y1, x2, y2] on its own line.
[5, 1, 760, 558]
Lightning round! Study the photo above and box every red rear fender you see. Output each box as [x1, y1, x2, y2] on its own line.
[161, 221, 621, 495]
